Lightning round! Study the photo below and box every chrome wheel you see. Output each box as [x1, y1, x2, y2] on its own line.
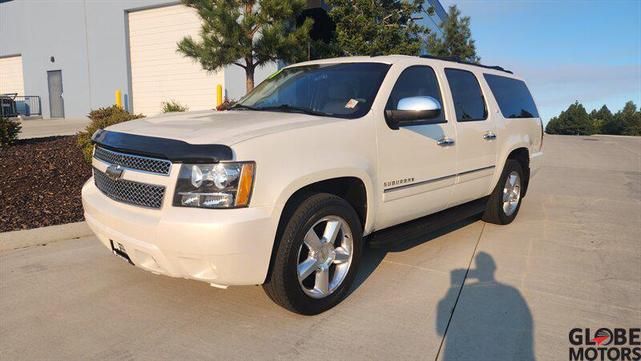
[297, 216, 353, 299]
[502, 171, 521, 216]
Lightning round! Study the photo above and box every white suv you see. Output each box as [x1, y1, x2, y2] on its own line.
[82, 55, 543, 314]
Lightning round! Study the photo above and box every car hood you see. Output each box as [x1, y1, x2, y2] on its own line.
[106, 109, 338, 145]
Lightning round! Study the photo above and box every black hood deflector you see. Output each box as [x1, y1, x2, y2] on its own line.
[92, 130, 233, 163]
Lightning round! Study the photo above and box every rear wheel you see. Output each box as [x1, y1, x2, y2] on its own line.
[483, 159, 525, 225]
[263, 193, 362, 315]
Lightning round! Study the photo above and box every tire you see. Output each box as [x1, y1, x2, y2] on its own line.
[263, 193, 363, 315]
[482, 159, 526, 225]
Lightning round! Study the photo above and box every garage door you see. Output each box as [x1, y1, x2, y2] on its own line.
[0, 55, 25, 95]
[128, 5, 224, 116]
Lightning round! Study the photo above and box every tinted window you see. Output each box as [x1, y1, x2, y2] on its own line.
[386, 66, 445, 121]
[445, 68, 487, 122]
[484, 74, 539, 118]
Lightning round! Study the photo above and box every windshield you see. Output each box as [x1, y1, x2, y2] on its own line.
[236, 63, 391, 118]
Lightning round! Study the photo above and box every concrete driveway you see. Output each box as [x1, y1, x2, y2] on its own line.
[18, 118, 89, 139]
[1, 135, 639, 360]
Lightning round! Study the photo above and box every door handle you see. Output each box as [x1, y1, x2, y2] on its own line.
[437, 137, 455, 146]
[483, 132, 496, 140]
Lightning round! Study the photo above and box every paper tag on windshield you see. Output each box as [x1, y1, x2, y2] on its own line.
[345, 99, 359, 109]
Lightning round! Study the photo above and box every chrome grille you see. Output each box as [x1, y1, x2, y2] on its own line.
[93, 167, 165, 209]
[94, 146, 171, 175]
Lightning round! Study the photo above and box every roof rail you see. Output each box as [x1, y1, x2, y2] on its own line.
[419, 54, 513, 74]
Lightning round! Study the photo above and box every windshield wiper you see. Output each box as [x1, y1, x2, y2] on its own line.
[258, 104, 330, 117]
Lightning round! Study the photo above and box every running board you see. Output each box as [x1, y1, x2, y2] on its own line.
[367, 197, 488, 248]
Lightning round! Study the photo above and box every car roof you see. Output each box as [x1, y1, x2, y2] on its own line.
[288, 55, 522, 80]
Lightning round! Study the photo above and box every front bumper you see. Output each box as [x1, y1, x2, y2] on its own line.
[82, 180, 280, 286]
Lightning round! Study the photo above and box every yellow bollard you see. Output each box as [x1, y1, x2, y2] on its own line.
[115, 89, 122, 109]
[216, 84, 223, 107]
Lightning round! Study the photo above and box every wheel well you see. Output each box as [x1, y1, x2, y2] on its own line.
[507, 148, 530, 196]
[283, 177, 367, 229]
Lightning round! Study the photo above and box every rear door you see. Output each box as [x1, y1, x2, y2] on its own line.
[444, 68, 497, 204]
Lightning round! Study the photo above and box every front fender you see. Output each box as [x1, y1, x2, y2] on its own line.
[230, 117, 379, 235]
[273, 168, 376, 235]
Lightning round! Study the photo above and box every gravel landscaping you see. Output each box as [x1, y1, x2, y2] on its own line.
[0, 135, 91, 232]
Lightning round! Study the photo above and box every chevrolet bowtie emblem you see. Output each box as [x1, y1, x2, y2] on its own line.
[105, 164, 124, 181]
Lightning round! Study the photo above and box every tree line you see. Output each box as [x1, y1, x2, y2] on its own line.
[545, 101, 641, 136]
[175, 0, 640, 138]
[178, 0, 478, 92]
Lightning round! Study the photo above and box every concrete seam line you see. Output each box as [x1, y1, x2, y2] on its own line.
[434, 222, 486, 361]
[0, 221, 93, 252]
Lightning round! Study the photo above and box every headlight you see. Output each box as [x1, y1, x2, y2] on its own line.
[173, 162, 255, 208]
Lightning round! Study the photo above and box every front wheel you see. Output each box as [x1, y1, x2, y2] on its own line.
[263, 193, 362, 315]
[483, 159, 526, 225]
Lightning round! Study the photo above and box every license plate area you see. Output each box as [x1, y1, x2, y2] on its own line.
[110, 240, 134, 265]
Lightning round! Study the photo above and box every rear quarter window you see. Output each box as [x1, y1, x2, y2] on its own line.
[484, 74, 539, 118]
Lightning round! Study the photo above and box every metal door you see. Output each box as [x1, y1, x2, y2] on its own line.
[47, 70, 64, 118]
[444, 68, 498, 204]
[375, 65, 457, 229]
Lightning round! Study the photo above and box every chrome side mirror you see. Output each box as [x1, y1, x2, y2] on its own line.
[385, 96, 444, 130]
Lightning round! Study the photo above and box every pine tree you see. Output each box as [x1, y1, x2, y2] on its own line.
[427, 5, 480, 63]
[601, 104, 628, 135]
[325, 0, 429, 56]
[545, 101, 594, 135]
[545, 116, 561, 135]
[594, 105, 614, 122]
[177, 0, 313, 93]
[616, 101, 641, 136]
[589, 105, 612, 134]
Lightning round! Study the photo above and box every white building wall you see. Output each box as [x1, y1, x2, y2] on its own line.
[128, 4, 225, 116]
[0, 1, 255, 118]
[0, 0, 446, 118]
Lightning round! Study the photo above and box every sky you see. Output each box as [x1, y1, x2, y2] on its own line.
[439, 0, 641, 123]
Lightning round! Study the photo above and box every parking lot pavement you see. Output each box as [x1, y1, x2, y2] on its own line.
[1, 135, 640, 361]
[18, 118, 89, 139]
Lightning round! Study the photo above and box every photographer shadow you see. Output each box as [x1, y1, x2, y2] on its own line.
[351, 205, 534, 360]
[436, 252, 535, 361]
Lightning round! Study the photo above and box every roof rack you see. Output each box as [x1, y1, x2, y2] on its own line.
[419, 54, 513, 74]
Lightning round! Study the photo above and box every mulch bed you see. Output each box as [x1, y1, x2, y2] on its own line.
[0, 136, 92, 232]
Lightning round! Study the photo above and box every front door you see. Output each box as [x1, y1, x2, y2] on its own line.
[375, 65, 457, 229]
[47, 70, 64, 118]
[443, 68, 497, 204]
